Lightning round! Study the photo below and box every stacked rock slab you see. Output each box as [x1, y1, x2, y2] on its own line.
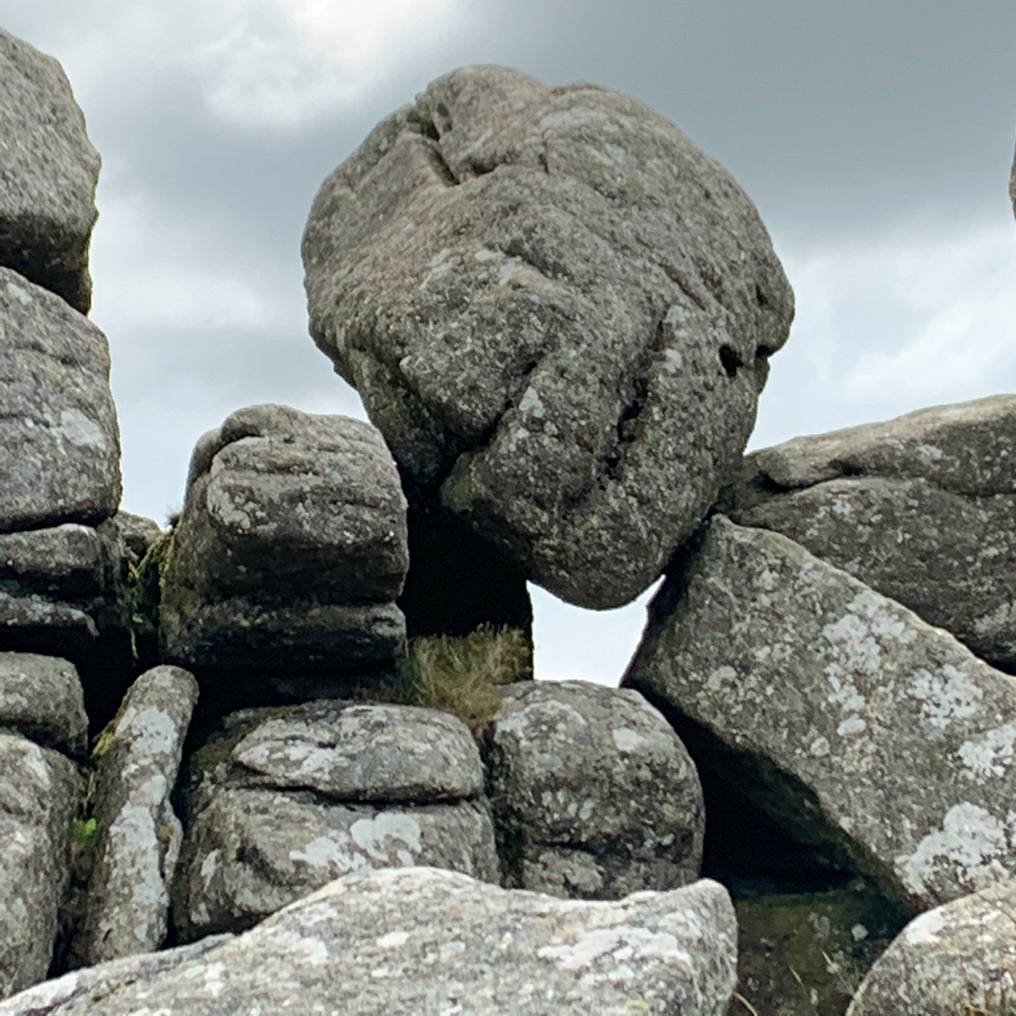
[721, 395, 1016, 672]
[4, 868, 738, 1016]
[0, 653, 86, 1000]
[173, 700, 499, 941]
[484, 680, 704, 898]
[623, 516, 1016, 915]
[159, 405, 408, 713]
[75, 666, 198, 966]
[303, 65, 794, 609]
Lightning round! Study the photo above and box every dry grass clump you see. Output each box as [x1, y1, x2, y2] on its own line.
[400, 624, 532, 734]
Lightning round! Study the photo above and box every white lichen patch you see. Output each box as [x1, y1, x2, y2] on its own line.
[907, 665, 983, 732]
[611, 727, 646, 753]
[903, 905, 946, 946]
[54, 407, 106, 449]
[958, 725, 1016, 782]
[898, 802, 1016, 899]
[537, 925, 689, 974]
[119, 706, 177, 755]
[375, 929, 410, 949]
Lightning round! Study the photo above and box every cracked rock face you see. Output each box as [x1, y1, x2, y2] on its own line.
[721, 395, 1016, 672]
[303, 65, 793, 608]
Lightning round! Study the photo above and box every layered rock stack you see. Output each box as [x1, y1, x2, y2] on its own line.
[2, 26, 1016, 1016]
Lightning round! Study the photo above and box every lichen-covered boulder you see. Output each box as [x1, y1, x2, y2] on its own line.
[173, 701, 498, 940]
[0, 270, 120, 532]
[624, 516, 1016, 914]
[159, 405, 408, 703]
[0, 732, 79, 1000]
[0, 653, 87, 758]
[0, 29, 99, 313]
[722, 395, 1016, 671]
[75, 666, 198, 966]
[3, 868, 738, 1016]
[303, 65, 793, 609]
[484, 680, 704, 898]
[847, 878, 1016, 1015]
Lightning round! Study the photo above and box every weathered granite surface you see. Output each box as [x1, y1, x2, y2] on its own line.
[0, 652, 87, 758]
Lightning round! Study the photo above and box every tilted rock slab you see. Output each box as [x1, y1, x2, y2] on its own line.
[0, 732, 79, 1001]
[722, 395, 1016, 671]
[484, 680, 704, 898]
[160, 405, 408, 688]
[847, 878, 1016, 1015]
[0, 652, 87, 758]
[173, 701, 498, 939]
[3, 868, 738, 1015]
[624, 516, 1016, 914]
[76, 666, 198, 966]
[0, 29, 99, 313]
[303, 65, 793, 609]
[0, 270, 120, 532]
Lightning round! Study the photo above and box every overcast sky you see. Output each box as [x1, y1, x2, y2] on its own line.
[3, 1, 1014, 684]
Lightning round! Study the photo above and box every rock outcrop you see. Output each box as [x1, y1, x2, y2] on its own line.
[304, 65, 793, 609]
[4, 868, 738, 1016]
[173, 701, 499, 940]
[484, 680, 704, 898]
[624, 516, 1016, 914]
[0, 28, 99, 313]
[722, 395, 1016, 671]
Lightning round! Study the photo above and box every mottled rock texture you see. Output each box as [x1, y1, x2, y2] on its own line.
[109, 512, 162, 568]
[0, 652, 86, 757]
[722, 395, 1016, 671]
[0, 732, 79, 1000]
[0, 29, 99, 312]
[485, 680, 704, 898]
[76, 666, 198, 966]
[173, 701, 498, 940]
[0, 270, 120, 532]
[159, 405, 408, 702]
[304, 65, 793, 609]
[5, 868, 738, 1015]
[624, 516, 1016, 914]
[847, 878, 1016, 1015]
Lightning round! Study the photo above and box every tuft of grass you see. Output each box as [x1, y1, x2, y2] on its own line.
[397, 625, 532, 735]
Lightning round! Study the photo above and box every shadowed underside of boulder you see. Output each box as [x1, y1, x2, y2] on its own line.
[304, 64, 793, 609]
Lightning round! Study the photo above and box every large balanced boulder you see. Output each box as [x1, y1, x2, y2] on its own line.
[624, 516, 1016, 915]
[722, 395, 1016, 671]
[303, 65, 793, 609]
[847, 877, 1016, 1015]
[159, 405, 408, 709]
[484, 680, 704, 898]
[173, 701, 499, 940]
[5, 868, 738, 1015]
[0, 29, 99, 313]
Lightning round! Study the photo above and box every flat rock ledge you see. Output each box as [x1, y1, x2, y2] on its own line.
[1, 868, 738, 1016]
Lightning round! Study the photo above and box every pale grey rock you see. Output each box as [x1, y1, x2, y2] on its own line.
[160, 405, 407, 689]
[0, 732, 79, 1000]
[192, 700, 484, 803]
[0, 29, 99, 312]
[0, 270, 120, 532]
[6, 868, 738, 1015]
[303, 65, 793, 609]
[723, 395, 1016, 670]
[847, 878, 1016, 1015]
[624, 516, 1016, 914]
[485, 680, 704, 898]
[174, 789, 498, 939]
[0, 653, 86, 757]
[109, 512, 162, 567]
[76, 666, 199, 966]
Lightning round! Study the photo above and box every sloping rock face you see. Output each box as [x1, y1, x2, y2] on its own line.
[5, 868, 738, 1015]
[722, 395, 1016, 671]
[847, 877, 1016, 1015]
[0, 29, 99, 313]
[173, 701, 499, 940]
[0, 731, 80, 1000]
[303, 64, 793, 609]
[624, 516, 1016, 914]
[159, 405, 408, 709]
[484, 680, 704, 898]
[75, 666, 198, 966]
